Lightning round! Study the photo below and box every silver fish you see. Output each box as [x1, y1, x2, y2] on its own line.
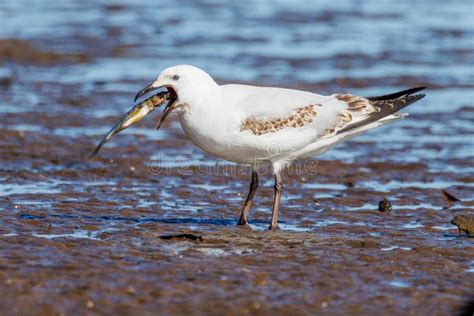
[90, 90, 174, 158]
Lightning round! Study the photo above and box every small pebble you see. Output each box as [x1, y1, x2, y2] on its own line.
[378, 198, 392, 212]
[127, 286, 136, 295]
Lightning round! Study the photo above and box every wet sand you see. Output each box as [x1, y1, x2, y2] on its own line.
[0, 1, 473, 315]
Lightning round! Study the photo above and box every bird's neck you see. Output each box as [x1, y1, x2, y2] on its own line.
[177, 84, 236, 153]
[178, 83, 222, 114]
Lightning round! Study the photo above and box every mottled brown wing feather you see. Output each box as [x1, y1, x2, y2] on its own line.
[241, 104, 319, 135]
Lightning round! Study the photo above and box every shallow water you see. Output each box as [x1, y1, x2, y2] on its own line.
[1, 1, 473, 315]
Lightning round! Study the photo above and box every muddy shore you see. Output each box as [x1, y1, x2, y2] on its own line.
[1, 1, 473, 315]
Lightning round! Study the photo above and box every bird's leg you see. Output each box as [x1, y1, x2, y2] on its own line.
[237, 170, 259, 226]
[269, 172, 282, 230]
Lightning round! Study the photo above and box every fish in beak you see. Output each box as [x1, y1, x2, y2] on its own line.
[134, 82, 180, 130]
[90, 88, 177, 158]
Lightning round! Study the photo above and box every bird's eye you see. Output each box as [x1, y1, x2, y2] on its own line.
[172, 74, 180, 81]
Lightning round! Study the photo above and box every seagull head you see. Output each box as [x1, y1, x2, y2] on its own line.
[90, 65, 217, 158]
[136, 64, 217, 107]
[135, 65, 218, 130]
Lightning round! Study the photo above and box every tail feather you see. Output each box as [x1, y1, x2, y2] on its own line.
[337, 87, 426, 134]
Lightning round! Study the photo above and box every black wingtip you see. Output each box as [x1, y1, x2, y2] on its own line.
[366, 86, 427, 101]
[405, 93, 426, 105]
[399, 86, 426, 95]
[405, 86, 426, 94]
